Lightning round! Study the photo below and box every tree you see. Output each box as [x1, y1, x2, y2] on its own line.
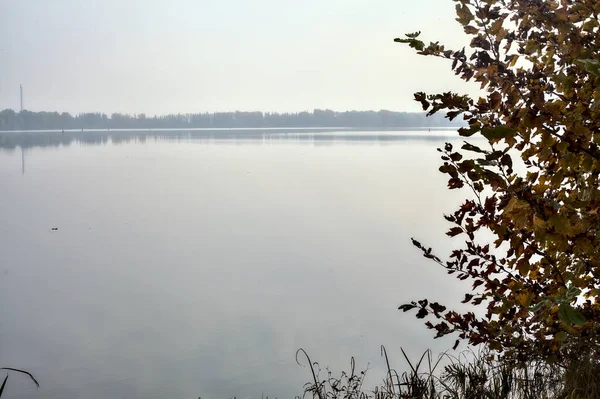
[396, 0, 600, 364]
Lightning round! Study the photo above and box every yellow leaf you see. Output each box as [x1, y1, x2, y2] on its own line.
[503, 197, 520, 213]
[455, 3, 474, 25]
[517, 292, 534, 307]
[533, 215, 546, 229]
[557, 141, 569, 152]
[497, 28, 508, 42]
[489, 18, 504, 35]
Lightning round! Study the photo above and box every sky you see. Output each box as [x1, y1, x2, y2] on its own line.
[0, 0, 481, 115]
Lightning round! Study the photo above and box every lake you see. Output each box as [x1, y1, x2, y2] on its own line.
[0, 129, 469, 399]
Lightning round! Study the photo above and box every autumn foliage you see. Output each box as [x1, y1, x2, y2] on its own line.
[396, 0, 600, 364]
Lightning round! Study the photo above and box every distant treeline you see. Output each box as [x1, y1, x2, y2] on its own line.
[0, 109, 462, 131]
[0, 130, 466, 151]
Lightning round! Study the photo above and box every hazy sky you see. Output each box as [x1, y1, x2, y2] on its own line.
[0, 0, 480, 114]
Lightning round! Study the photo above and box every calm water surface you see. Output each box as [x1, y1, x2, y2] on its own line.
[0, 130, 468, 399]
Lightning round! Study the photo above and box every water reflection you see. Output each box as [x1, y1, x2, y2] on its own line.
[0, 129, 467, 151]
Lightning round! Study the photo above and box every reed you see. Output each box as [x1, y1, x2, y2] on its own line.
[298, 346, 600, 399]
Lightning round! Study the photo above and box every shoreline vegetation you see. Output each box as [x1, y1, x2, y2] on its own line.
[0, 109, 462, 132]
[3, 346, 598, 399]
[298, 346, 599, 399]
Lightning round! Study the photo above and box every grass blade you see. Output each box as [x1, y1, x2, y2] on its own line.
[0, 375, 8, 398]
[0, 368, 39, 389]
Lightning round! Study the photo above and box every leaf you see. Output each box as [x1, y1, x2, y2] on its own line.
[457, 159, 476, 173]
[439, 163, 458, 175]
[481, 126, 516, 140]
[576, 59, 600, 77]
[470, 36, 491, 50]
[463, 25, 478, 35]
[394, 37, 425, 51]
[485, 150, 504, 161]
[472, 280, 484, 289]
[500, 153, 513, 171]
[411, 238, 422, 249]
[555, 331, 568, 342]
[430, 302, 447, 314]
[450, 152, 463, 162]
[558, 304, 586, 327]
[548, 216, 569, 235]
[517, 291, 534, 307]
[462, 294, 474, 303]
[461, 142, 487, 153]
[489, 92, 502, 110]
[568, 308, 586, 326]
[447, 227, 463, 237]
[528, 300, 548, 313]
[458, 125, 480, 137]
[455, 4, 474, 25]
[416, 95, 431, 110]
[416, 308, 428, 319]
[489, 341, 502, 351]
[566, 286, 582, 298]
[404, 31, 421, 39]
[506, 54, 519, 67]
[533, 215, 546, 230]
[557, 141, 569, 153]
[399, 304, 417, 312]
